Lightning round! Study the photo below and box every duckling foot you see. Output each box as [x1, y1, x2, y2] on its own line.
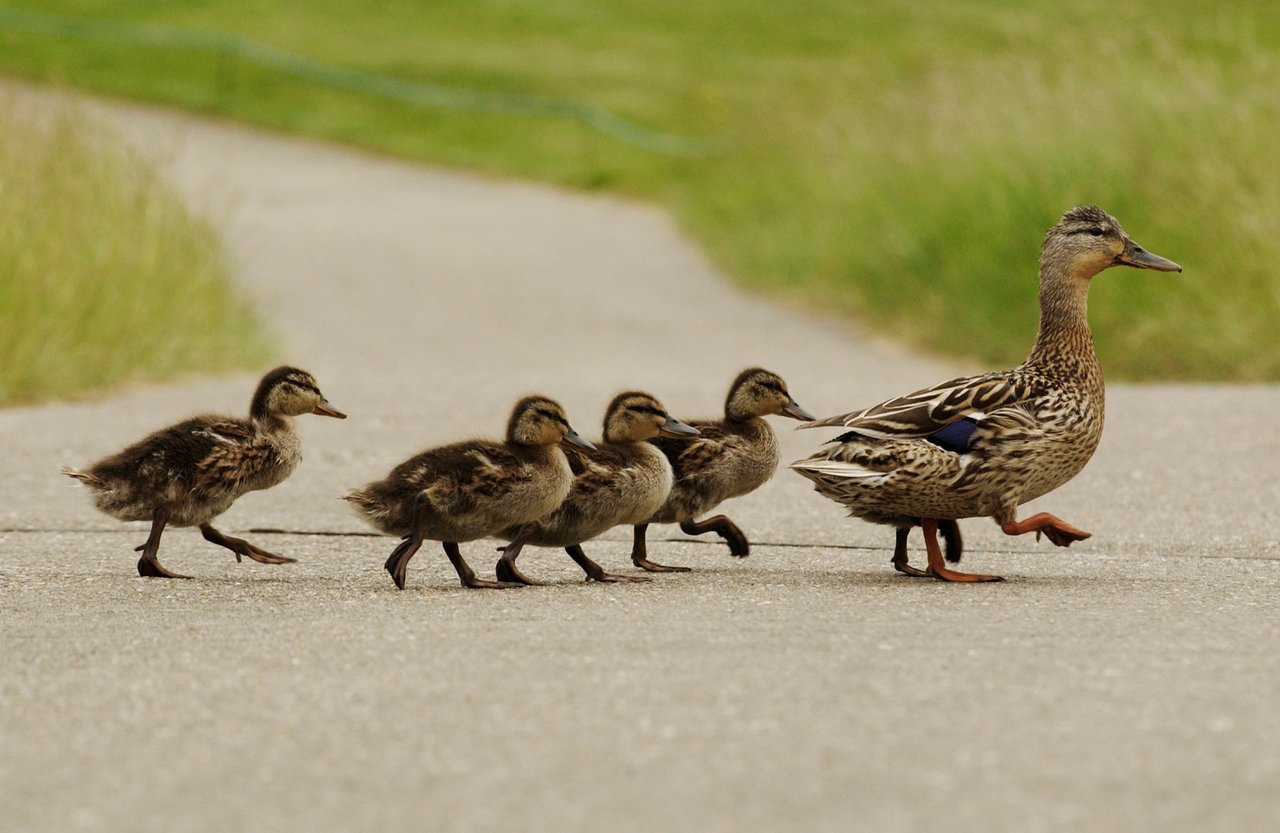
[631, 524, 691, 573]
[1000, 513, 1091, 547]
[494, 553, 544, 586]
[385, 494, 443, 589]
[134, 507, 191, 579]
[922, 518, 1003, 583]
[384, 535, 421, 590]
[464, 576, 523, 589]
[446, 542, 522, 590]
[680, 516, 750, 557]
[135, 553, 192, 579]
[633, 557, 691, 573]
[200, 525, 296, 565]
[495, 528, 544, 586]
[566, 545, 650, 583]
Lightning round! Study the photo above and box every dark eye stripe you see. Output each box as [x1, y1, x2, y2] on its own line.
[536, 408, 569, 427]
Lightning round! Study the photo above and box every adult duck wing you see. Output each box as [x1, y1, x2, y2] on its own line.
[805, 371, 1034, 439]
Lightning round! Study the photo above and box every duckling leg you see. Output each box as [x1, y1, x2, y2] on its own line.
[444, 542, 521, 590]
[1000, 513, 1091, 547]
[680, 515, 750, 557]
[494, 525, 545, 586]
[134, 507, 190, 579]
[384, 536, 420, 590]
[565, 544, 650, 583]
[200, 524, 296, 565]
[923, 518, 1003, 583]
[891, 527, 929, 577]
[385, 494, 431, 590]
[630, 524, 692, 573]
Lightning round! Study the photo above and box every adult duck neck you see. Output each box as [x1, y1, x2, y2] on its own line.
[1027, 260, 1100, 375]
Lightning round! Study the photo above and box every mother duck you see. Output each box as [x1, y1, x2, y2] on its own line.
[791, 205, 1181, 582]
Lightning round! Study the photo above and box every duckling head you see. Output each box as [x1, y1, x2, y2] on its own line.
[507, 395, 595, 450]
[724, 368, 815, 423]
[251, 366, 347, 421]
[602, 392, 700, 443]
[1041, 205, 1181, 283]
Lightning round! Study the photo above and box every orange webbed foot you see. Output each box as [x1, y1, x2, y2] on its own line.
[1001, 512, 1091, 547]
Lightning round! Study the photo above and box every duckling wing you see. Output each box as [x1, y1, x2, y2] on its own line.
[83, 415, 259, 500]
[563, 445, 593, 478]
[189, 418, 285, 495]
[417, 443, 540, 517]
[652, 424, 740, 485]
[808, 371, 1034, 439]
[562, 446, 615, 494]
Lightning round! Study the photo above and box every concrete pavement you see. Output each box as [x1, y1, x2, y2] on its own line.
[2, 89, 1278, 832]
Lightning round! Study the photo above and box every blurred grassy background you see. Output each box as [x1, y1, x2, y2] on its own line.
[0, 92, 271, 404]
[1, 1, 1277, 382]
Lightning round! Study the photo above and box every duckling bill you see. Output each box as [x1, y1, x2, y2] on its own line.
[345, 395, 593, 590]
[62, 366, 346, 578]
[792, 205, 1181, 582]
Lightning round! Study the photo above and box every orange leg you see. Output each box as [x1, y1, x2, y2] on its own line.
[1000, 512, 1091, 547]
[923, 518, 1003, 583]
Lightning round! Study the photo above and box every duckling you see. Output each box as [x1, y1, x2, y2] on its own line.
[61, 366, 346, 578]
[631, 368, 814, 572]
[792, 205, 1181, 581]
[344, 395, 594, 590]
[492, 391, 700, 585]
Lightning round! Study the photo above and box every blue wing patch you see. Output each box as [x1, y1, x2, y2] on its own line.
[925, 418, 979, 453]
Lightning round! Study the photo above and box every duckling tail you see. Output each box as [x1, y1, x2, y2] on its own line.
[60, 464, 105, 489]
[341, 488, 377, 512]
[343, 487, 415, 537]
[342, 487, 395, 524]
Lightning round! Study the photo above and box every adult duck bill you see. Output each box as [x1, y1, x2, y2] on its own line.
[1118, 240, 1182, 272]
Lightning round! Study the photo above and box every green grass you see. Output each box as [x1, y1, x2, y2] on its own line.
[2, 1, 1277, 380]
[0, 91, 271, 404]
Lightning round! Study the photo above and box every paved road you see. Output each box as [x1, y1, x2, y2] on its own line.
[3, 90, 1278, 832]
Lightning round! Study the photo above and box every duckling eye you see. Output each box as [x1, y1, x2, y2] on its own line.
[1087, 227, 1105, 237]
